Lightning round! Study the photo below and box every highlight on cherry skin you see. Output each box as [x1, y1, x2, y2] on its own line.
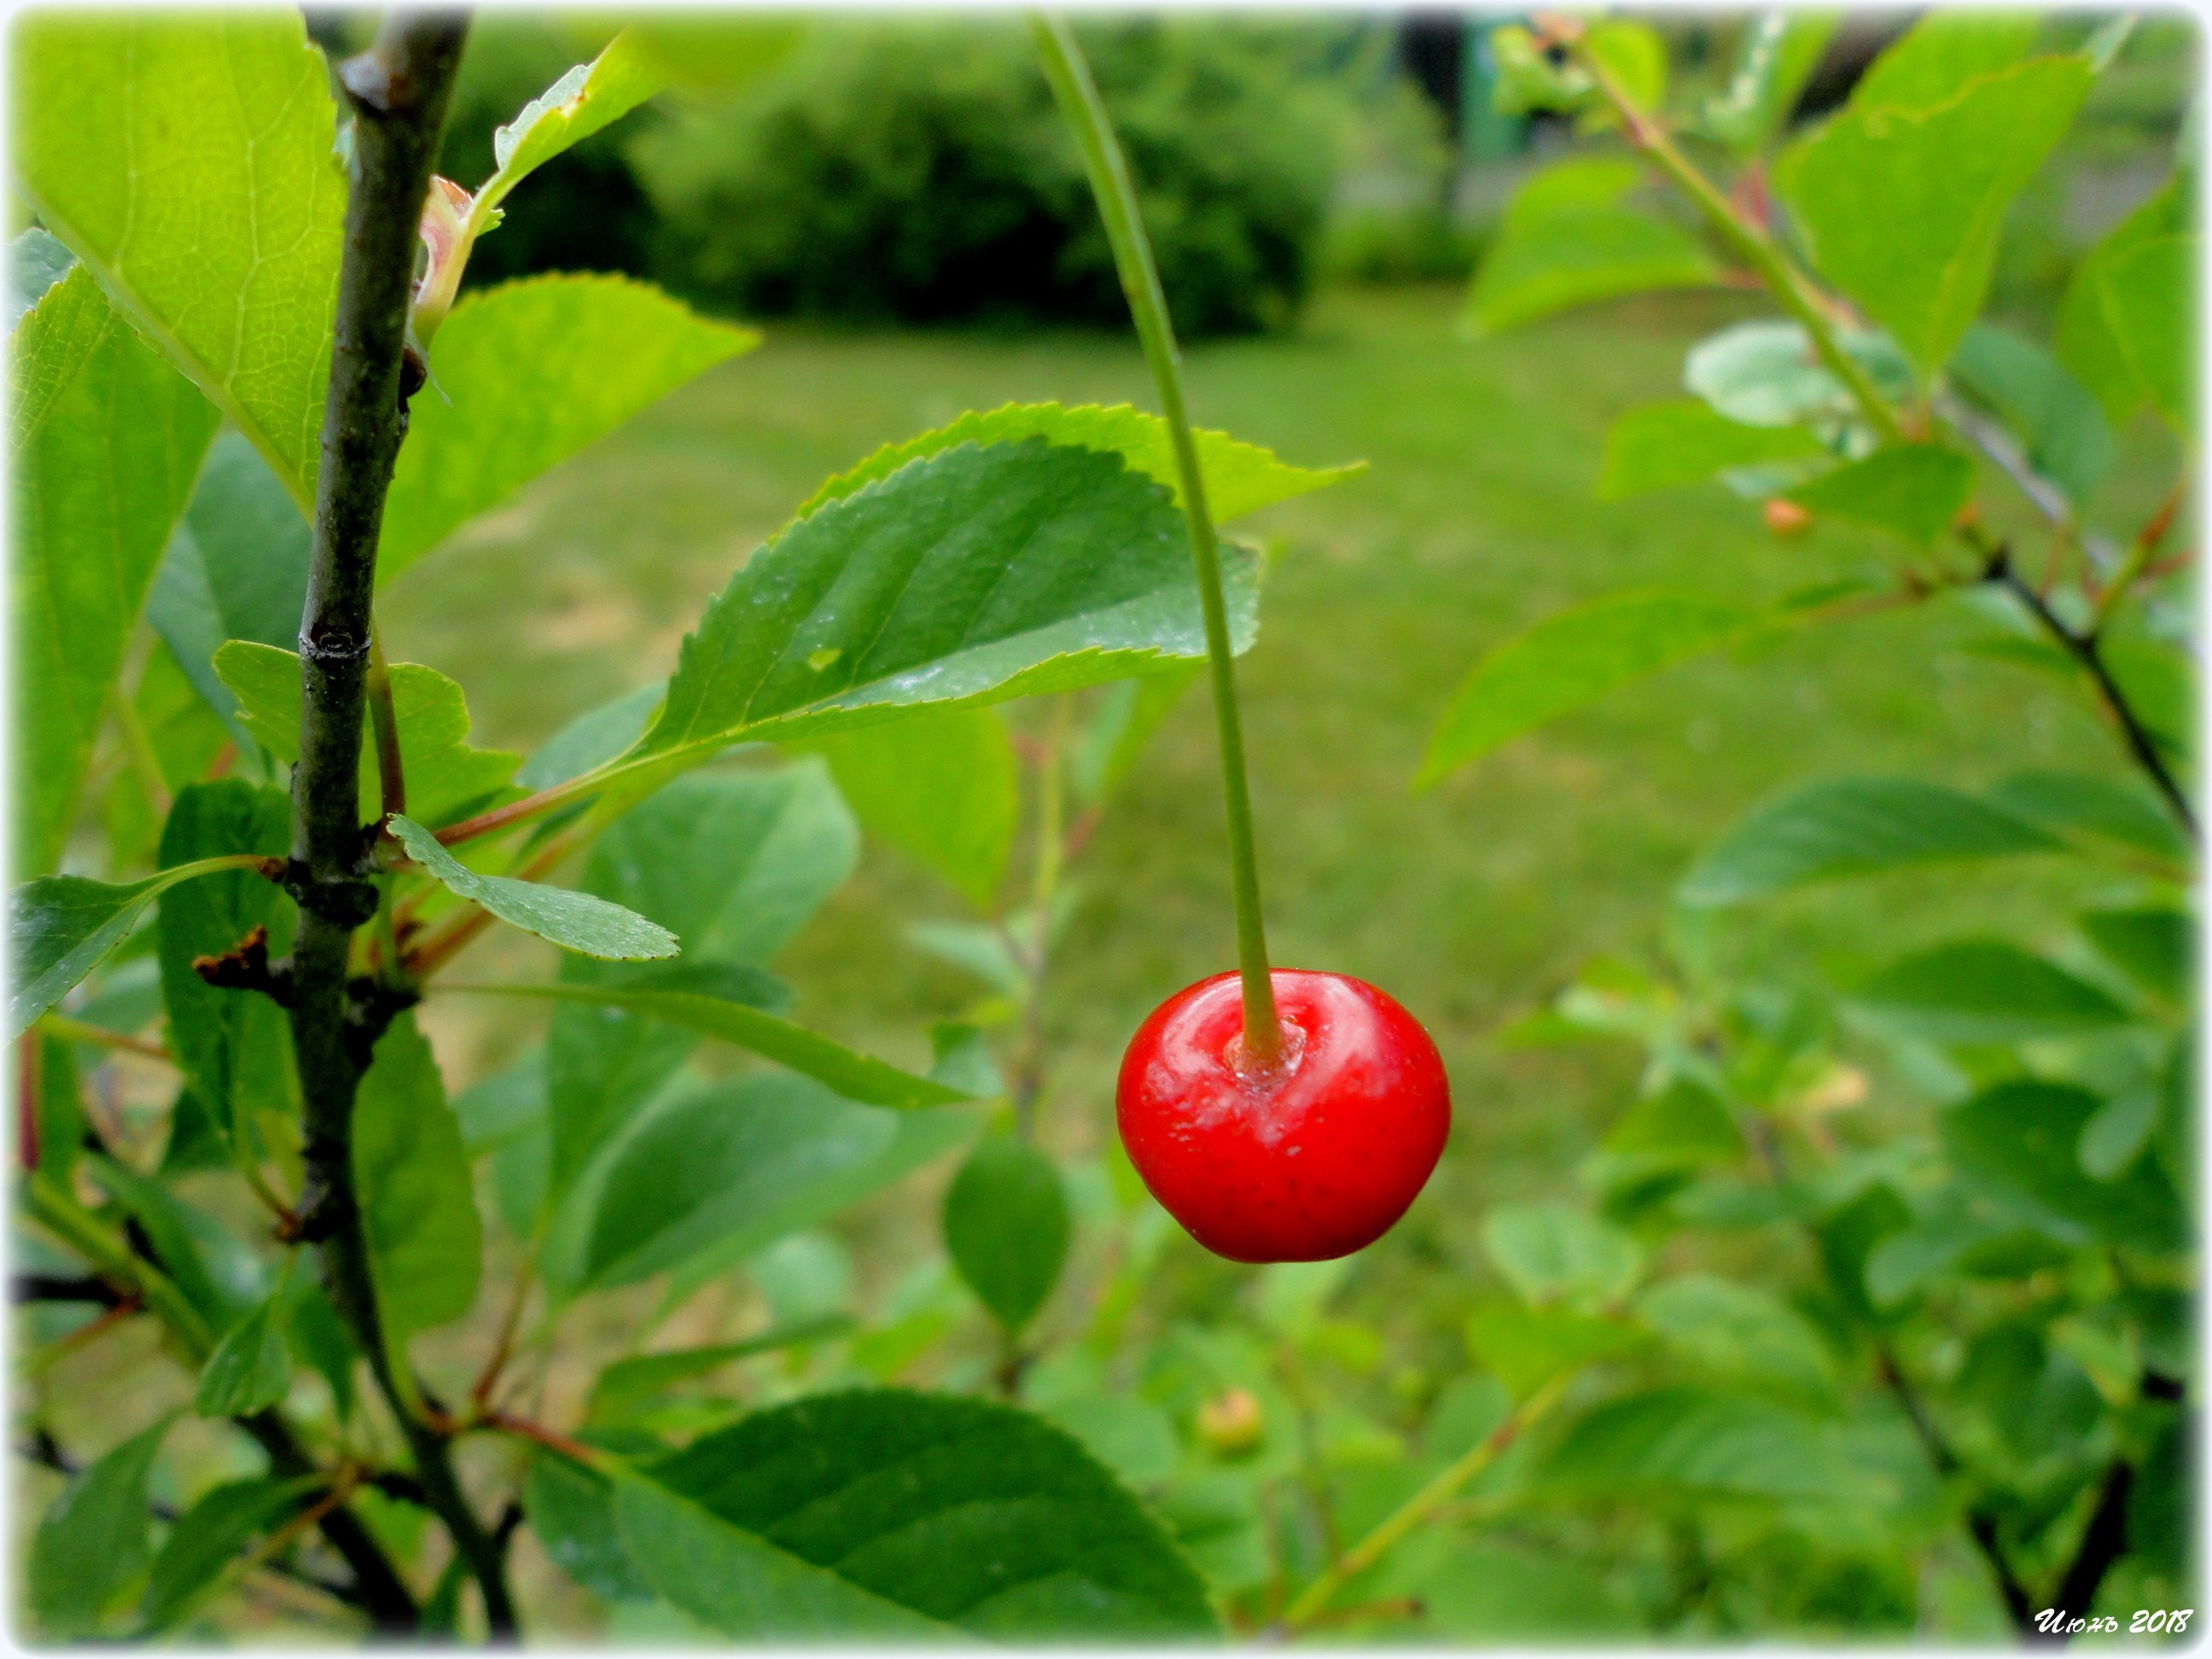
[1116, 969, 1452, 1264]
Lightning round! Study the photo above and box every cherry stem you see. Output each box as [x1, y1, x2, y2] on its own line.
[1031, 13, 1281, 1064]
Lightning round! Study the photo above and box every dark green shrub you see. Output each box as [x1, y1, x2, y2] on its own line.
[630, 19, 1358, 335]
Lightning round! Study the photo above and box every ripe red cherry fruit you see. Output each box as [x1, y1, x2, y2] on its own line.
[1117, 969, 1451, 1263]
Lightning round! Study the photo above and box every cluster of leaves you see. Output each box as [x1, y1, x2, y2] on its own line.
[8, 14, 1368, 1640]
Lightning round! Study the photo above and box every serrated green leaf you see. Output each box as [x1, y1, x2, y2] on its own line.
[1540, 1386, 1860, 1503]
[577, 1074, 974, 1288]
[381, 276, 756, 583]
[216, 643, 523, 832]
[587, 1316, 856, 1426]
[2080, 908, 2191, 1009]
[797, 401, 1359, 526]
[14, 267, 218, 872]
[1703, 11, 1839, 154]
[193, 1287, 294, 1418]
[15, 12, 343, 502]
[944, 1135, 1070, 1336]
[1422, 590, 1761, 783]
[139, 1476, 318, 1633]
[389, 816, 676, 961]
[2057, 180, 2187, 425]
[155, 782, 296, 1152]
[1984, 769, 2190, 864]
[637, 438, 1254, 766]
[1950, 324, 2115, 506]
[146, 434, 311, 748]
[1850, 939, 2132, 1044]
[29, 1414, 175, 1635]
[803, 707, 1016, 907]
[352, 1015, 480, 1338]
[1784, 444, 1976, 546]
[1679, 777, 2058, 906]
[1467, 159, 1719, 335]
[1944, 1078, 2187, 1252]
[1852, 10, 2040, 111]
[11, 859, 265, 1039]
[615, 1389, 1218, 1638]
[1778, 55, 2091, 375]
[477, 32, 665, 228]
[1483, 1203, 1643, 1310]
[1598, 399, 1826, 498]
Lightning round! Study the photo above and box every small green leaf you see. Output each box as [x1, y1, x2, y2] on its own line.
[1778, 55, 2092, 375]
[638, 438, 1255, 766]
[1635, 1274, 1835, 1400]
[381, 276, 756, 582]
[2079, 908, 2192, 1008]
[1420, 1539, 1639, 1639]
[614, 1390, 1219, 1638]
[352, 1015, 481, 1338]
[574, 1074, 976, 1288]
[1582, 20, 1668, 111]
[29, 1412, 176, 1635]
[587, 1317, 857, 1425]
[1678, 777, 2058, 906]
[1466, 159, 1719, 335]
[193, 1284, 295, 1418]
[1598, 399, 1826, 498]
[1851, 940, 2132, 1044]
[1951, 325, 2114, 507]
[216, 643, 521, 830]
[1851, 10, 2040, 111]
[1585, 1076, 1743, 1191]
[527, 1446, 657, 1604]
[15, 12, 343, 501]
[1783, 444, 1975, 547]
[389, 816, 677, 961]
[516, 683, 667, 790]
[1944, 1078, 2186, 1252]
[1541, 1386, 1861, 1504]
[477, 33, 666, 226]
[140, 1476, 318, 1633]
[796, 402, 1359, 526]
[1984, 769, 2190, 864]
[14, 267, 218, 872]
[1422, 590, 1761, 783]
[87, 1154, 244, 1333]
[1702, 11, 1839, 154]
[2057, 180, 2187, 426]
[11, 859, 265, 1039]
[1482, 1203, 1643, 1310]
[1685, 319, 1915, 430]
[944, 1135, 1070, 1336]
[1464, 1300, 1643, 1399]
[905, 919, 1029, 998]
[1072, 667, 1200, 807]
[803, 707, 1016, 906]
[2064, 233, 2196, 438]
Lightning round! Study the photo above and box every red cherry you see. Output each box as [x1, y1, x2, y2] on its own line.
[1116, 970, 1451, 1264]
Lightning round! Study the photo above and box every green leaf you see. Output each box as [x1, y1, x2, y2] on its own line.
[797, 401, 1359, 527]
[2057, 181, 2188, 426]
[1944, 1078, 2187, 1252]
[156, 782, 296, 1150]
[147, 434, 311, 747]
[15, 12, 343, 503]
[140, 1476, 317, 1633]
[1783, 444, 1975, 547]
[637, 438, 1255, 765]
[1685, 319, 1915, 430]
[1422, 591, 1760, 783]
[14, 267, 218, 871]
[1678, 777, 2058, 906]
[1582, 20, 1668, 112]
[29, 1412, 175, 1635]
[352, 1015, 480, 1338]
[1598, 400, 1826, 498]
[1851, 10, 2040, 111]
[87, 1154, 246, 1332]
[474, 33, 666, 229]
[1702, 11, 1839, 154]
[1482, 1203, 1642, 1310]
[517, 683, 667, 790]
[576, 1075, 974, 1288]
[1984, 769, 2190, 864]
[1464, 1300, 1644, 1399]
[1849, 940, 2131, 1044]
[215, 643, 522, 830]
[1541, 1386, 1860, 1504]
[614, 1389, 1218, 1638]
[1635, 1274, 1835, 1400]
[527, 1446, 658, 1604]
[389, 815, 676, 961]
[11, 859, 265, 1039]
[193, 1284, 295, 1418]
[1777, 55, 2091, 375]
[587, 1317, 856, 1426]
[1586, 1075, 1743, 1191]
[1033, 1394, 1180, 1487]
[1466, 159, 1718, 336]
[944, 1135, 1070, 1336]
[2061, 234, 2196, 437]
[381, 276, 756, 583]
[1420, 1539, 1639, 1639]
[2080, 908, 2191, 1007]
[803, 707, 1016, 906]
[1950, 325, 2114, 507]
[1072, 667, 1200, 807]
[906, 919, 1029, 998]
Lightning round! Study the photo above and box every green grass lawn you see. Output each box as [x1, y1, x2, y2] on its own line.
[383, 281, 2159, 1306]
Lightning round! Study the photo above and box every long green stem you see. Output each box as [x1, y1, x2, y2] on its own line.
[1030, 14, 1281, 1063]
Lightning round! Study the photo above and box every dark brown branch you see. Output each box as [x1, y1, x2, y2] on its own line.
[284, 9, 515, 1641]
[12, 1272, 125, 1307]
[2033, 1459, 2138, 1646]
